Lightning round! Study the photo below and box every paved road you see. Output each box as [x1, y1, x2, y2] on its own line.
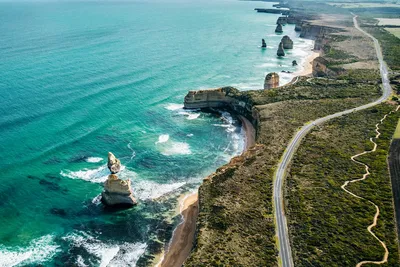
[273, 15, 392, 267]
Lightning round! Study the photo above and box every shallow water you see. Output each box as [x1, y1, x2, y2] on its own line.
[0, 0, 313, 265]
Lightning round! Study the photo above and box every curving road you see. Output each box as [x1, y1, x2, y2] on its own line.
[273, 14, 392, 267]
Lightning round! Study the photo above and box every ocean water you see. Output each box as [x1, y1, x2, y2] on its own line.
[0, 0, 313, 266]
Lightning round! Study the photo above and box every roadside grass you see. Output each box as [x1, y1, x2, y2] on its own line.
[359, 17, 400, 70]
[394, 119, 400, 139]
[285, 103, 400, 266]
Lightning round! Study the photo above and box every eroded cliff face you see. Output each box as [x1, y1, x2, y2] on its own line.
[184, 87, 259, 134]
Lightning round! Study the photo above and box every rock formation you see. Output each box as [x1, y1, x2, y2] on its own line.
[312, 57, 329, 77]
[275, 23, 283, 33]
[102, 153, 137, 207]
[281, 35, 293, 49]
[292, 60, 298, 66]
[276, 16, 288, 25]
[261, 39, 267, 48]
[294, 22, 302, 32]
[264, 72, 279, 89]
[277, 42, 285, 57]
[107, 152, 121, 174]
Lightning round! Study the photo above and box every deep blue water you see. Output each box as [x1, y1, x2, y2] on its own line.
[0, 0, 314, 266]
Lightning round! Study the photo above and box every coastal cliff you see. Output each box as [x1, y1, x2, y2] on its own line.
[184, 87, 259, 131]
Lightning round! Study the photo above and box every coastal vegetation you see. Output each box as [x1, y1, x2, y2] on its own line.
[360, 17, 400, 70]
[186, 73, 385, 266]
[285, 103, 400, 266]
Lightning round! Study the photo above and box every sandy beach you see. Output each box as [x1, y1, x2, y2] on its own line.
[294, 50, 321, 76]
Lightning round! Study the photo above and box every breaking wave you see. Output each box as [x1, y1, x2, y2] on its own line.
[0, 235, 60, 267]
[63, 232, 146, 267]
[86, 157, 103, 163]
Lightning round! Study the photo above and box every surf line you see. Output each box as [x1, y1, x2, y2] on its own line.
[341, 105, 399, 266]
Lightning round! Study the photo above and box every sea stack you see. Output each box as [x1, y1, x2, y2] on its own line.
[107, 152, 121, 174]
[262, 39, 267, 48]
[275, 23, 283, 33]
[276, 16, 288, 25]
[281, 35, 293, 49]
[101, 152, 137, 207]
[294, 22, 302, 32]
[277, 42, 285, 57]
[264, 72, 279, 89]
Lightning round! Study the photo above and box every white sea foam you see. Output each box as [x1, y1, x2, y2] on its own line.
[134, 180, 186, 200]
[63, 165, 185, 201]
[160, 141, 191, 156]
[155, 134, 169, 144]
[92, 194, 102, 205]
[63, 232, 146, 267]
[165, 103, 184, 111]
[178, 111, 200, 120]
[61, 165, 110, 183]
[0, 235, 60, 267]
[187, 134, 193, 137]
[86, 157, 103, 163]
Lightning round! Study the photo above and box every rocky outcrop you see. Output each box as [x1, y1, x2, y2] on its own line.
[281, 35, 293, 49]
[107, 152, 121, 174]
[292, 60, 298, 66]
[295, 22, 302, 32]
[264, 72, 279, 89]
[277, 16, 288, 25]
[101, 174, 137, 206]
[102, 153, 137, 207]
[262, 39, 267, 48]
[275, 23, 283, 33]
[312, 57, 329, 77]
[277, 42, 285, 57]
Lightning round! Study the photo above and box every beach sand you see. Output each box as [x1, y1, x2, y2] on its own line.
[156, 115, 256, 267]
[156, 192, 199, 267]
[294, 50, 321, 77]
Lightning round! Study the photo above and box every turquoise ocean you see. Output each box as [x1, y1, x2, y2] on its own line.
[0, 0, 313, 266]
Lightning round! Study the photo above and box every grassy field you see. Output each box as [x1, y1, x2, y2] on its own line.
[394, 119, 400, 138]
[185, 74, 384, 266]
[385, 28, 400, 39]
[286, 103, 400, 266]
[360, 18, 400, 70]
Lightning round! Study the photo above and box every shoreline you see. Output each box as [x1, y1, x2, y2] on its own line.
[155, 115, 256, 267]
[293, 49, 321, 77]
[155, 37, 317, 267]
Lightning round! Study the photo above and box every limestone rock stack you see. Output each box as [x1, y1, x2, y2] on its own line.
[281, 35, 293, 49]
[264, 72, 279, 89]
[277, 42, 285, 57]
[294, 22, 302, 32]
[101, 152, 137, 207]
[276, 16, 287, 25]
[261, 39, 267, 48]
[275, 23, 283, 33]
[107, 152, 121, 174]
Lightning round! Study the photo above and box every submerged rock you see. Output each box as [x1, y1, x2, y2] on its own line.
[107, 152, 121, 174]
[281, 35, 293, 49]
[101, 174, 137, 207]
[275, 23, 283, 33]
[277, 42, 285, 57]
[264, 72, 279, 89]
[262, 39, 267, 48]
